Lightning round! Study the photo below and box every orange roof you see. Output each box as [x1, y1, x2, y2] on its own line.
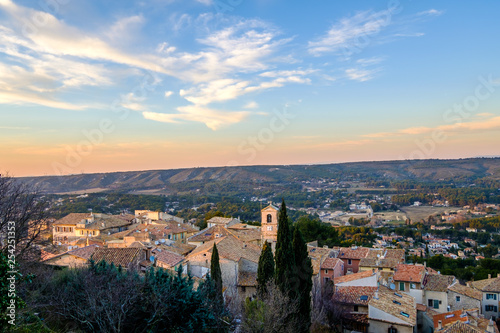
[338, 247, 370, 260]
[432, 309, 468, 329]
[393, 264, 426, 283]
[333, 286, 377, 305]
[321, 257, 343, 270]
[334, 269, 375, 284]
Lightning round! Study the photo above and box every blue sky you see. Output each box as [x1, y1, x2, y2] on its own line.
[1, 0, 500, 176]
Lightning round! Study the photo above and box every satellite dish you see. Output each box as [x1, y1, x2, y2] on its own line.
[149, 256, 155, 263]
[155, 241, 159, 245]
[390, 283, 396, 290]
[160, 239, 165, 243]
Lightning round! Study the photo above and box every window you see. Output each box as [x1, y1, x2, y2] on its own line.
[388, 327, 398, 333]
[428, 299, 433, 307]
[324, 277, 330, 283]
[486, 294, 497, 300]
[486, 305, 498, 312]
[324, 269, 328, 274]
[433, 300, 439, 309]
[410, 283, 416, 289]
[399, 282, 405, 291]
[267, 226, 273, 231]
[241, 286, 246, 292]
[347, 268, 353, 274]
[347, 259, 352, 265]
[354, 305, 359, 312]
[456, 296, 461, 302]
[267, 214, 272, 223]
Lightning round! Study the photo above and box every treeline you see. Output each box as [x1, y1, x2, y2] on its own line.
[48, 193, 166, 218]
[414, 255, 500, 282]
[391, 187, 500, 206]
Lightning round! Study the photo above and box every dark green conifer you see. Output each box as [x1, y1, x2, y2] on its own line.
[257, 240, 275, 297]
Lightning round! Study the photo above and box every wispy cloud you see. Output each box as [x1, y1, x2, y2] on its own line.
[345, 67, 379, 82]
[143, 106, 250, 130]
[308, 9, 394, 57]
[418, 9, 444, 16]
[363, 115, 500, 138]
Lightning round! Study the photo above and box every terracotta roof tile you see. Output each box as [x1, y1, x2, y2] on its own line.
[338, 247, 370, 260]
[321, 258, 342, 270]
[471, 276, 500, 292]
[187, 235, 260, 263]
[334, 269, 376, 285]
[333, 286, 377, 305]
[423, 274, 456, 292]
[68, 244, 99, 260]
[91, 247, 143, 268]
[369, 290, 416, 326]
[152, 249, 184, 268]
[448, 282, 482, 300]
[53, 213, 91, 226]
[393, 264, 426, 283]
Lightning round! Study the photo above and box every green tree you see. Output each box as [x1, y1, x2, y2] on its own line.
[210, 243, 224, 308]
[292, 228, 313, 333]
[275, 199, 295, 295]
[257, 241, 275, 297]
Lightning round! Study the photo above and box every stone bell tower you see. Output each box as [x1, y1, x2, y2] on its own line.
[261, 203, 279, 250]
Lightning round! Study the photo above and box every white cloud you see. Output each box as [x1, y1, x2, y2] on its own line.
[418, 9, 444, 16]
[345, 68, 379, 82]
[243, 101, 259, 109]
[308, 10, 394, 56]
[0, 1, 310, 128]
[143, 106, 250, 130]
[164, 91, 174, 98]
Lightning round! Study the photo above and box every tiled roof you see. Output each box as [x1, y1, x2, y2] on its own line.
[308, 246, 335, 275]
[423, 274, 456, 292]
[416, 303, 427, 311]
[188, 225, 232, 242]
[338, 247, 370, 260]
[369, 290, 417, 326]
[393, 264, 426, 283]
[333, 286, 377, 305]
[334, 269, 375, 285]
[238, 271, 257, 287]
[448, 282, 482, 300]
[85, 215, 133, 230]
[359, 257, 401, 269]
[230, 228, 262, 243]
[471, 276, 500, 292]
[152, 249, 184, 268]
[53, 213, 91, 226]
[68, 244, 99, 260]
[440, 321, 483, 333]
[321, 257, 342, 270]
[432, 309, 469, 330]
[91, 248, 143, 268]
[187, 235, 261, 263]
[261, 204, 279, 211]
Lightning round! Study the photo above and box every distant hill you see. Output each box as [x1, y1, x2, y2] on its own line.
[18, 158, 500, 194]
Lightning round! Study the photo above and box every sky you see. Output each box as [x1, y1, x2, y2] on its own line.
[1, 0, 500, 177]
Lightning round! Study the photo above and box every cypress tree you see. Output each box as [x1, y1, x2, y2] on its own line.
[292, 227, 313, 333]
[210, 243, 224, 308]
[274, 199, 295, 294]
[257, 240, 275, 297]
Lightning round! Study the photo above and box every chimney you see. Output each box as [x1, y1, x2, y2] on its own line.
[437, 320, 442, 330]
[424, 261, 427, 267]
[488, 274, 492, 279]
[497, 273, 500, 278]
[466, 281, 471, 287]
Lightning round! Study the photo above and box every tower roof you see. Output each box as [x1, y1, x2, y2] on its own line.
[261, 203, 279, 212]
